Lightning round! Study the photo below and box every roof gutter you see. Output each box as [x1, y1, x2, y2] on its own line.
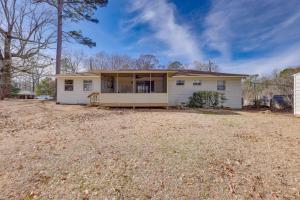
[171, 75, 248, 78]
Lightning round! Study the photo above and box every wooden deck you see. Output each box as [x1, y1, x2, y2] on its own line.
[99, 93, 168, 108]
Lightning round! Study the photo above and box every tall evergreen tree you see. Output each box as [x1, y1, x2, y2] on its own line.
[36, 0, 108, 97]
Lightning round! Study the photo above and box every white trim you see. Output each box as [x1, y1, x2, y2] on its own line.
[57, 75, 100, 78]
[83, 80, 93, 92]
[172, 75, 247, 78]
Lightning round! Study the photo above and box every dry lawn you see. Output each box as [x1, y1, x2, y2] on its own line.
[0, 100, 299, 200]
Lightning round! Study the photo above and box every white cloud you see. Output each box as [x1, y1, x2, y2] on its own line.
[127, 0, 202, 62]
[204, 0, 300, 55]
[221, 44, 300, 74]
[124, 0, 300, 74]
[203, 0, 300, 73]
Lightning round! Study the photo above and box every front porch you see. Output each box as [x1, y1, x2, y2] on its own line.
[98, 72, 168, 107]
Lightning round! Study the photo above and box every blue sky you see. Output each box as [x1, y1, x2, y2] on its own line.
[67, 0, 300, 74]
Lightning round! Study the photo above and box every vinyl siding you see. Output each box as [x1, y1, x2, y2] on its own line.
[168, 77, 242, 108]
[57, 77, 167, 105]
[57, 77, 101, 104]
[57, 75, 243, 108]
[295, 74, 300, 116]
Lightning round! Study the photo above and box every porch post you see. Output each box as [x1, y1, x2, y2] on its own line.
[132, 73, 136, 93]
[150, 73, 152, 93]
[116, 73, 119, 93]
[99, 73, 101, 93]
[166, 72, 169, 106]
[166, 72, 168, 93]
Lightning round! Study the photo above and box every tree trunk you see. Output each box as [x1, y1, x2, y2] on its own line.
[55, 0, 63, 99]
[32, 75, 36, 93]
[0, 37, 12, 100]
[0, 60, 4, 100]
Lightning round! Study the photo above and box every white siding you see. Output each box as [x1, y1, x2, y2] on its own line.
[57, 75, 243, 108]
[294, 74, 300, 116]
[57, 77, 167, 105]
[57, 77, 100, 104]
[168, 77, 243, 108]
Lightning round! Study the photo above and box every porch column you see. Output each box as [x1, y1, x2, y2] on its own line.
[166, 73, 168, 93]
[116, 73, 119, 93]
[99, 73, 101, 93]
[132, 73, 136, 93]
[150, 73, 152, 93]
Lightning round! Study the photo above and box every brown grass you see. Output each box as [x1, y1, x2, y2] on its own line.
[0, 100, 299, 199]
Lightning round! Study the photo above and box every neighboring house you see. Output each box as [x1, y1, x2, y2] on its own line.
[56, 70, 248, 109]
[294, 73, 300, 116]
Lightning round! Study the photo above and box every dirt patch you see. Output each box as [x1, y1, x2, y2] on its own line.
[0, 99, 299, 199]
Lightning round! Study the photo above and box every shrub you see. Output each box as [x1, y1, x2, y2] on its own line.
[10, 86, 20, 97]
[188, 91, 227, 108]
[35, 77, 55, 96]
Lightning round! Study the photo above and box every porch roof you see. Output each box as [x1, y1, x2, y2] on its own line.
[55, 69, 248, 78]
[170, 70, 248, 78]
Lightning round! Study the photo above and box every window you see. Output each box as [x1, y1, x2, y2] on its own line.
[176, 80, 185, 86]
[217, 80, 226, 90]
[118, 74, 133, 93]
[83, 80, 93, 91]
[136, 81, 154, 93]
[151, 73, 167, 93]
[101, 74, 116, 93]
[64, 80, 73, 91]
[193, 80, 202, 86]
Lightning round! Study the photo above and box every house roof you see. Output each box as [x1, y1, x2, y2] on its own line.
[294, 72, 300, 76]
[55, 69, 248, 78]
[170, 70, 248, 77]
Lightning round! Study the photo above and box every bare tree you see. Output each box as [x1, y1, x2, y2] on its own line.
[12, 53, 54, 92]
[242, 66, 299, 107]
[24, 55, 53, 91]
[61, 50, 85, 74]
[193, 60, 219, 72]
[135, 54, 159, 70]
[86, 52, 135, 71]
[0, 0, 55, 99]
[91, 52, 109, 70]
[110, 54, 134, 70]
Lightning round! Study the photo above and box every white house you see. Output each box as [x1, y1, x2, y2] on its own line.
[294, 73, 300, 116]
[56, 70, 248, 109]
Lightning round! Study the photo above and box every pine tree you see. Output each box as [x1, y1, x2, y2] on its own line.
[36, 0, 108, 97]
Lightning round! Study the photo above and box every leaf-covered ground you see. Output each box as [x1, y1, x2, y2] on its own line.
[0, 100, 299, 199]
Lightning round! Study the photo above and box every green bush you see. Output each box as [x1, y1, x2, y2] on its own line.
[35, 77, 55, 96]
[188, 91, 227, 108]
[10, 86, 21, 97]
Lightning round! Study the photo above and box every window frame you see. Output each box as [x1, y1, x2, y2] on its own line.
[136, 80, 154, 93]
[176, 80, 185, 86]
[193, 80, 202, 86]
[64, 79, 74, 91]
[217, 80, 226, 91]
[83, 80, 93, 91]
